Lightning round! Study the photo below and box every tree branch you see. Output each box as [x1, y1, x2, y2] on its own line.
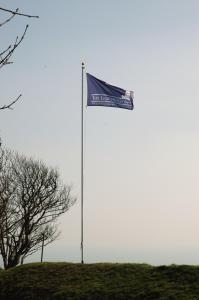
[0, 94, 22, 110]
[0, 25, 28, 68]
[0, 45, 12, 57]
[0, 7, 39, 19]
[0, 8, 18, 27]
[0, 6, 38, 113]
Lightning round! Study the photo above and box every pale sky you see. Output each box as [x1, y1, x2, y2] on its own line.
[0, 0, 199, 266]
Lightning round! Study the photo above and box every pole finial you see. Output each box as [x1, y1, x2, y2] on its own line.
[82, 62, 85, 69]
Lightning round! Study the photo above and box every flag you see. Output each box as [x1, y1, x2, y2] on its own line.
[86, 73, 134, 110]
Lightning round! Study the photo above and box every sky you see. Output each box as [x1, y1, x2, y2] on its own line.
[0, 0, 199, 266]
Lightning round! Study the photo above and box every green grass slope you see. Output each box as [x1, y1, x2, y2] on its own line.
[0, 262, 199, 300]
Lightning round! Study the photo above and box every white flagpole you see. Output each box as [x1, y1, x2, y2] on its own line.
[81, 62, 85, 264]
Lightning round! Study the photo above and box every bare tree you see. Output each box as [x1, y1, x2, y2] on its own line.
[0, 148, 76, 269]
[0, 6, 38, 110]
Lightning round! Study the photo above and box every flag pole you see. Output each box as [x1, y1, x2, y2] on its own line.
[81, 62, 85, 264]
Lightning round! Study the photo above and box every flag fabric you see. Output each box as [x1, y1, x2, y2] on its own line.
[86, 73, 134, 110]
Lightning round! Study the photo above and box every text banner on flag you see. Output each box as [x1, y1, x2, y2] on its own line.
[87, 73, 134, 110]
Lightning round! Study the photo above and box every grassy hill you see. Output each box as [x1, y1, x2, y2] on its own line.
[0, 262, 199, 299]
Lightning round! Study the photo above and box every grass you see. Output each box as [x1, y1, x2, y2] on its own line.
[0, 262, 199, 299]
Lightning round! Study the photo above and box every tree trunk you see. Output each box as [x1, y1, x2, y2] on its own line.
[4, 255, 20, 269]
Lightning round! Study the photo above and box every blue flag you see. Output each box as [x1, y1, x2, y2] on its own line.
[87, 73, 134, 110]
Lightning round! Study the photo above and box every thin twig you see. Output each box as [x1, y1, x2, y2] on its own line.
[0, 7, 39, 18]
[0, 45, 11, 57]
[0, 8, 18, 27]
[0, 94, 22, 110]
[0, 25, 28, 68]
